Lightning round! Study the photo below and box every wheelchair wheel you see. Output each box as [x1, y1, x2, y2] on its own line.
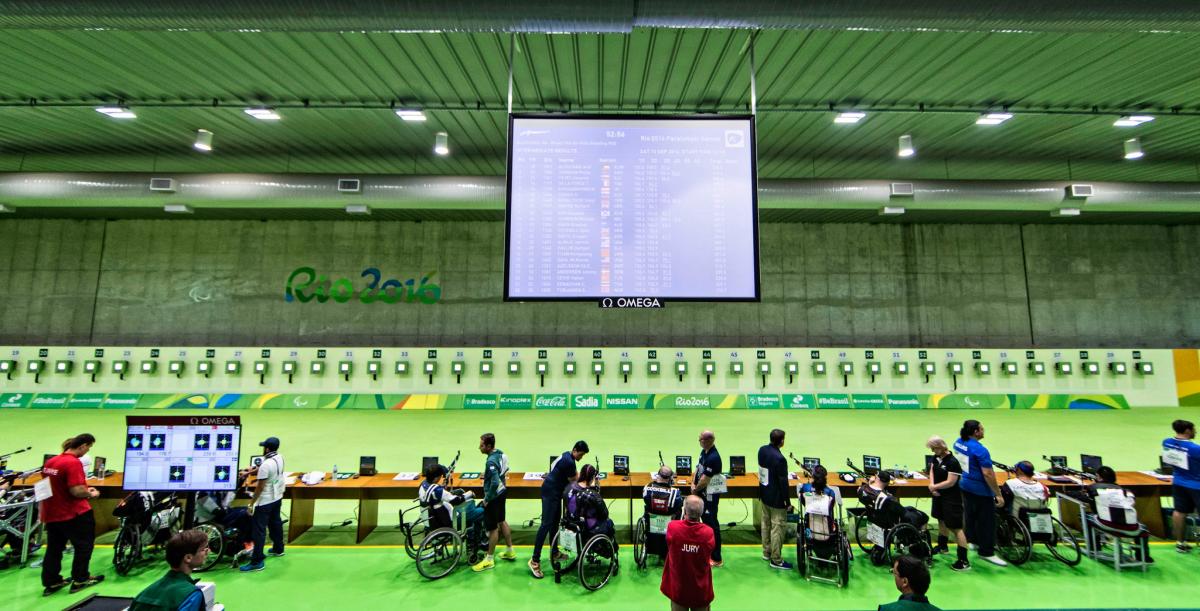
[403, 517, 429, 560]
[578, 536, 617, 592]
[549, 529, 580, 584]
[1045, 517, 1082, 567]
[415, 527, 463, 580]
[996, 514, 1032, 566]
[795, 534, 807, 578]
[886, 523, 927, 563]
[837, 536, 851, 588]
[193, 523, 224, 572]
[112, 523, 141, 576]
[633, 517, 648, 569]
[852, 512, 876, 555]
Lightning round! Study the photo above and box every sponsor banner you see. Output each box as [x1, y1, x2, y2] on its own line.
[782, 394, 817, 409]
[499, 394, 533, 409]
[885, 395, 923, 410]
[29, 393, 70, 409]
[0, 392, 1129, 410]
[816, 394, 852, 409]
[534, 394, 569, 409]
[652, 394, 745, 409]
[571, 394, 602, 409]
[463, 394, 498, 410]
[852, 394, 887, 410]
[604, 394, 641, 409]
[0, 393, 31, 408]
[747, 394, 782, 409]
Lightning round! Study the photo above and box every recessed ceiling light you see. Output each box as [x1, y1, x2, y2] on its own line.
[164, 204, 193, 214]
[1052, 207, 1082, 217]
[0, 204, 13, 213]
[1113, 115, 1154, 127]
[976, 112, 1013, 125]
[345, 204, 371, 215]
[244, 107, 281, 121]
[395, 109, 427, 122]
[193, 129, 214, 152]
[897, 134, 914, 158]
[833, 111, 866, 124]
[1123, 137, 1144, 160]
[879, 206, 906, 216]
[95, 106, 136, 119]
[434, 131, 449, 156]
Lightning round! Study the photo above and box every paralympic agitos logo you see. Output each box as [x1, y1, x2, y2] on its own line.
[284, 266, 441, 304]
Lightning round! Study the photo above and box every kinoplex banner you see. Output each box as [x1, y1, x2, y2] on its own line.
[0, 392, 1130, 410]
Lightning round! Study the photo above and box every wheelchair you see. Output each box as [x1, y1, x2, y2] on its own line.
[112, 491, 183, 575]
[632, 485, 681, 569]
[851, 489, 931, 566]
[0, 487, 42, 567]
[993, 466, 1082, 567]
[413, 497, 488, 580]
[794, 490, 852, 587]
[549, 514, 618, 591]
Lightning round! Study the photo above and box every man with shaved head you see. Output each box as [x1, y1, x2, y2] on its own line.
[661, 496, 716, 611]
[691, 430, 723, 566]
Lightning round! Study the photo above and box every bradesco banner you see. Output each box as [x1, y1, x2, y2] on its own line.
[0, 392, 1130, 410]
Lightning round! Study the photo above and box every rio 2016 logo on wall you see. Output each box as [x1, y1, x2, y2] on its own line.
[284, 267, 441, 304]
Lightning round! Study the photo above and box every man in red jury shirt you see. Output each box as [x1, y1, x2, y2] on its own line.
[41, 433, 105, 597]
[661, 495, 715, 611]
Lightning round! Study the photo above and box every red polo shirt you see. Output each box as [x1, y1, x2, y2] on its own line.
[660, 518, 715, 608]
[41, 453, 92, 523]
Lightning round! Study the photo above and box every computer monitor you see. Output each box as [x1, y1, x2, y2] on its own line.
[1080, 454, 1103, 475]
[1049, 456, 1068, 470]
[1158, 456, 1175, 475]
[803, 457, 821, 471]
[359, 456, 376, 476]
[612, 455, 629, 476]
[93, 456, 107, 479]
[729, 455, 746, 476]
[123, 415, 241, 492]
[676, 456, 692, 476]
[43, 453, 54, 466]
[422, 456, 439, 473]
[249, 455, 264, 469]
[924, 454, 936, 471]
[862, 455, 882, 476]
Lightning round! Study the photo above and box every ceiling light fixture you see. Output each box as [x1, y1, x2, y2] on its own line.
[395, 109, 427, 122]
[345, 204, 371, 215]
[244, 107, 281, 121]
[163, 204, 193, 214]
[1123, 137, 1144, 160]
[976, 112, 1013, 125]
[1113, 115, 1154, 127]
[193, 129, 214, 152]
[0, 204, 13, 213]
[897, 134, 914, 158]
[833, 111, 866, 124]
[434, 131, 449, 156]
[95, 106, 136, 119]
[879, 206, 906, 216]
[1052, 207, 1082, 218]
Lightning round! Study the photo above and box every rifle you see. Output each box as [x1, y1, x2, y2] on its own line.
[787, 452, 813, 478]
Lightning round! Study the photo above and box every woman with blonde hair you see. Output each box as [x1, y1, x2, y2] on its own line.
[926, 435, 969, 571]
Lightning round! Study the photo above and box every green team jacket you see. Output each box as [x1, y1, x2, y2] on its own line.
[484, 449, 508, 502]
[130, 570, 203, 611]
[878, 595, 941, 611]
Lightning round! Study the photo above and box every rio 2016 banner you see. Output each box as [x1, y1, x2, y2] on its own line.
[284, 267, 441, 304]
[0, 392, 1129, 410]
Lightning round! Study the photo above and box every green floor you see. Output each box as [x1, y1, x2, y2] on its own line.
[2, 407, 1199, 610]
[3, 542, 1199, 611]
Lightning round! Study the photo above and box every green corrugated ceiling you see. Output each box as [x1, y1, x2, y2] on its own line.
[3, 27, 1200, 180]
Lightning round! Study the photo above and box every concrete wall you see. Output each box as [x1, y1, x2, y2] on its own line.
[0, 219, 1196, 348]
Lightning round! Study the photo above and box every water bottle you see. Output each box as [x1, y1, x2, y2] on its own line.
[332, 464, 338, 479]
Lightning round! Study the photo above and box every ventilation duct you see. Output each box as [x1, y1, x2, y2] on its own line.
[1, 174, 1200, 222]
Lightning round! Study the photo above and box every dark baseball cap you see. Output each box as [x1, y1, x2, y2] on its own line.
[259, 437, 280, 451]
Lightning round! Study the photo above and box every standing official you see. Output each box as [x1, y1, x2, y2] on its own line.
[691, 430, 723, 566]
[757, 429, 792, 570]
[40, 434, 104, 596]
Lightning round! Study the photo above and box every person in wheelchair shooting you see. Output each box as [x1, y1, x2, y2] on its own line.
[1072, 465, 1154, 563]
[796, 464, 851, 582]
[420, 464, 484, 536]
[1000, 461, 1049, 515]
[566, 465, 618, 555]
[858, 471, 931, 563]
[798, 465, 843, 526]
[642, 466, 684, 563]
[195, 473, 255, 560]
